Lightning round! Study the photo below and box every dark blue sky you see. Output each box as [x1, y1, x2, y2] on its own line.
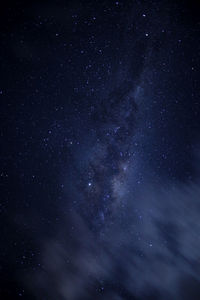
[1, 0, 200, 299]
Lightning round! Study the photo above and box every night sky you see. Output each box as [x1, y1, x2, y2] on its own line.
[1, 0, 200, 299]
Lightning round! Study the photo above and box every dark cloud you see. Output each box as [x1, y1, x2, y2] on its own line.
[27, 173, 200, 299]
